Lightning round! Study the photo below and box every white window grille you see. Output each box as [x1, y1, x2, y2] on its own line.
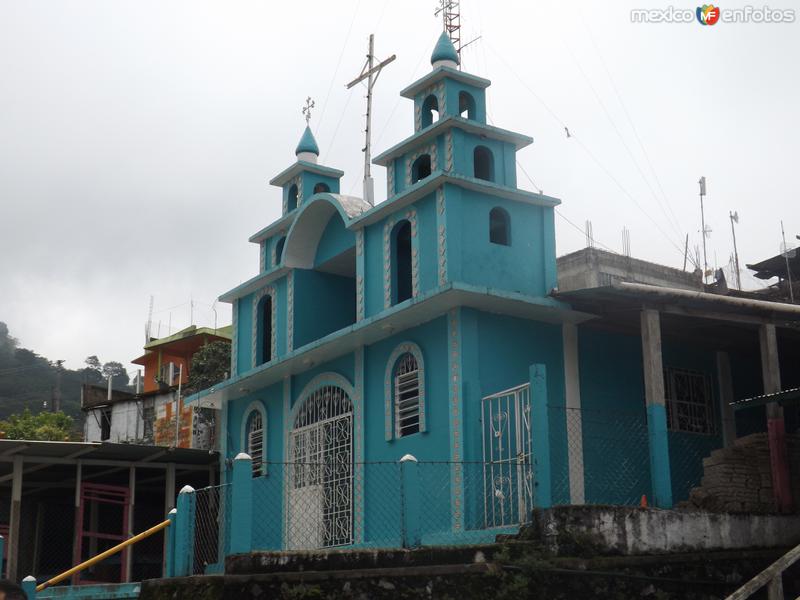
[247, 410, 264, 477]
[289, 384, 353, 549]
[394, 353, 420, 437]
[664, 367, 716, 434]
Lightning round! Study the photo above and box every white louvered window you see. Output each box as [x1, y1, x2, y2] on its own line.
[394, 353, 421, 437]
[247, 410, 264, 477]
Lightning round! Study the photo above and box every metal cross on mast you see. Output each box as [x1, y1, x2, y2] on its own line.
[346, 34, 396, 206]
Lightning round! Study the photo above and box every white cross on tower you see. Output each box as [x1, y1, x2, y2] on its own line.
[302, 96, 315, 125]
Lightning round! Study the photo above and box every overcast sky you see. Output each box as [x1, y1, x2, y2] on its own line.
[1, 0, 798, 372]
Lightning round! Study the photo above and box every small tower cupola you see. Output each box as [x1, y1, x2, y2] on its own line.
[295, 125, 319, 164]
[431, 32, 459, 70]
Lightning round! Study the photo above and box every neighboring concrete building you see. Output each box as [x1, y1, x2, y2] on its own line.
[83, 325, 231, 450]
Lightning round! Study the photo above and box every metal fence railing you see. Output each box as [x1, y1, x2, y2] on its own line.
[245, 461, 527, 552]
[192, 483, 231, 575]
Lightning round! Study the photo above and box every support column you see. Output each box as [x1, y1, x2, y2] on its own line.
[759, 323, 792, 513]
[229, 453, 253, 555]
[640, 309, 673, 508]
[716, 352, 737, 447]
[562, 323, 585, 505]
[530, 364, 551, 508]
[124, 466, 136, 582]
[7, 455, 23, 582]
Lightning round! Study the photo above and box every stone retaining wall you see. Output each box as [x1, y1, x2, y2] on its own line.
[681, 433, 800, 513]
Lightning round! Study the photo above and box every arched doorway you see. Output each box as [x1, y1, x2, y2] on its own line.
[288, 384, 353, 549]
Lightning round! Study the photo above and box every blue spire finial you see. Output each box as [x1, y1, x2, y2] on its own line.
[431, 31, 459, 66]
[295, 125, 319, 157]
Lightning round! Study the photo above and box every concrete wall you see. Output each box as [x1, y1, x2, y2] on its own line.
[530, 504, 800, 555]
[557, 247, 703, 293]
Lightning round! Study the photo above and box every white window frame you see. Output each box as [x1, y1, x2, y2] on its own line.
[241, 401, 267, 476]
[384, 342, 426, 440]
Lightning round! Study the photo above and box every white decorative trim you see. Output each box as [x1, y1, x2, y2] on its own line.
[356, 230, 365, 321]
[447, 308, 464, 530]
[296, 176, 303, 206]
[289, 372, 356, 423]
[405, 143, 438, 187]
[436, 187, 448, 286]
[231, 301, 239, 375]
[384, 342, 426, 441]
[382, 210, 420, 309]
[287, 271, 294, 352]
[251, 285, 277, 369]
[240, 400, 267, 475]
[387, 163, 395, 197]
[445, 130, 454, 172]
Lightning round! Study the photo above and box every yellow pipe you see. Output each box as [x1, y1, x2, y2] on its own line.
[36, 519, 171, 592]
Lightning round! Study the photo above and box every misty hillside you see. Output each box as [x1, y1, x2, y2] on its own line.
[0, 321, 132, 420]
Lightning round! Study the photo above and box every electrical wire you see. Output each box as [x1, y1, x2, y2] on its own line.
[485, 41, 691, 265]
[316, 0, 362, 135]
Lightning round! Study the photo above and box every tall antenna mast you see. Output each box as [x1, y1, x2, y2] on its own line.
[781, 220, 795, 303]
[698, 176, 710, 284]
[346, 35, 396, 206]
[435, 0, 461, 65]
[145, 295, 154, 342]
[729, 211, 742, 290]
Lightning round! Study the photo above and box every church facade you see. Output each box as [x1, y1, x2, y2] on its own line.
[187, 33, 797, 555]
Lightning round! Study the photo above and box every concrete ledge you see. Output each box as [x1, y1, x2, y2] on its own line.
[226, 544, 499, 574]
[528, 505, 800, 555]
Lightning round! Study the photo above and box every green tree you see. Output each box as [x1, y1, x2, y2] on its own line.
[102, 361, 130, 387]
[187, 341, 231, 393]
[83, 355, 103, 384]
[0, 409, 77, 441]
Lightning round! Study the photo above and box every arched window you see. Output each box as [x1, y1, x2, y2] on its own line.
[275, 237, 286, 265]
[257, 294, 272, 364]
[411, 154, 432, 184]
[459, 91, 476, 120]
[489, 207, 511, 246]
[313, 182, 330, 194]
[384, 342, 426, 440]
[392, 220, 412, 305]
[287, 184, 298, 212]
[474, 146, 494, 182]
[394, 353, 420, 437]
[245, 408, 265, 477]
[421, 94, 439, 128]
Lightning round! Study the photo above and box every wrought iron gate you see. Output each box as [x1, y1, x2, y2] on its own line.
[481, 383, 533, 527]
[287, 385, 353, 549]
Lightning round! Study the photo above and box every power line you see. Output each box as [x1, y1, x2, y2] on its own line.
[485, 41, 690, 265]
[315, 0, 362, 135]
[579, 16, 684, 238]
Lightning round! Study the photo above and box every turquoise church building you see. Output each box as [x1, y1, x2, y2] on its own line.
[185, 33, 787, 557]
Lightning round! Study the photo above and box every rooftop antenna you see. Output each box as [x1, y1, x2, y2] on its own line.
[698, 176, 711, 284]
[434, 0, 481, 68]
[622, 227, 631, 257]
[145, 295, 154, 342]
[346, 35, 396, 206]
[780, 220, 795, 303]
[585, 220, 594, 249]
[729, 211, 742, 290]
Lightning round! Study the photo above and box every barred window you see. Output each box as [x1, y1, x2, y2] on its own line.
[246, 410, 264, 477]
[394, 353, 421, 437]
[664, 367, 715, 435]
